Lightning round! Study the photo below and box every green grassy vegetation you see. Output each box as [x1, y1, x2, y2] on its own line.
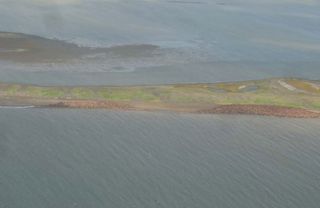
[96, 87, 158, 101]
[1, 78, 320, 111]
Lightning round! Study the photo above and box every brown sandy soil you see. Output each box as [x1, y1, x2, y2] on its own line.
[1, 95, 320, 118]
[45, 100, 209, 113]
[198, 105, 320, 118]
[44, 100, 320, 118]
[46, 100, 134, 110]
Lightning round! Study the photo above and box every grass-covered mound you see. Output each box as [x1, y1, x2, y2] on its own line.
[1, 78, 320, 117]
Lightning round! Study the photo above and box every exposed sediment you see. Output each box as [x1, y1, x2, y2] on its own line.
[47, 100, 133, 110]
[1, 78, 320, 118]
[45, 101, 320, 118]
[44, 101, 320, 118]
[0, 31, 159, 63]
[198, 105, 320, 118]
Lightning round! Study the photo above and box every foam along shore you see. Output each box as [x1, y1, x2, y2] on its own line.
[1, 78, 320, 118]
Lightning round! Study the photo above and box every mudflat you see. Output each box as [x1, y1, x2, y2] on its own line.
[0, 32, 158, 63]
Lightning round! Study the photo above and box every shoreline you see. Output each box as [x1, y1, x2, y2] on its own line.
[197, 104, 320, 118]
[1, 100, 319, 118]
[1, 78, 320, 118]
[47, 101, 320, 118]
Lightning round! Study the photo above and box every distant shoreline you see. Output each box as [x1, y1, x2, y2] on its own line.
[1, 102, 318, 118]
[1, 78, 320, 118]
[45, 101, 320, 118]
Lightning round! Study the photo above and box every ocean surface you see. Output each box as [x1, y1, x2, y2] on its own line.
[1, 109, 320, 208]
[0, 0, 320, 85]
[1, 1, 320, 207]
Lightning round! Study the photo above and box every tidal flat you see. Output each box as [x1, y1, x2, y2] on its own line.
[0, 32, 159, 63]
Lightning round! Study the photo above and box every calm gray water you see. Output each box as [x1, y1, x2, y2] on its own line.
[1, 0, 320, 85]
[0, 109, 320, 208]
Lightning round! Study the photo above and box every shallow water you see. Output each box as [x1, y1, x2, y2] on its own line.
[0, 109, 320, 208]
[1, 0, 320, 85]
[1, 61, 320, 86]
